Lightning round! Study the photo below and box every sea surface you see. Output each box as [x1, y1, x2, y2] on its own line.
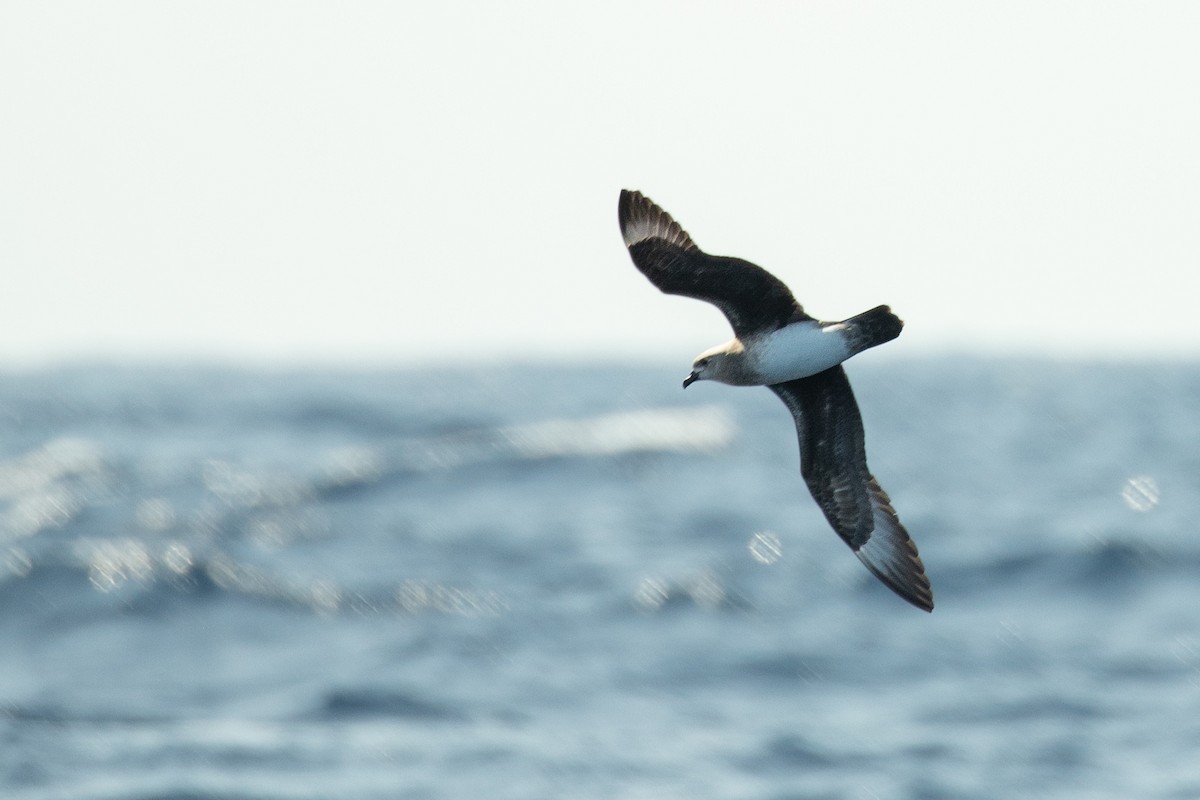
[1, 358, 1198, 800]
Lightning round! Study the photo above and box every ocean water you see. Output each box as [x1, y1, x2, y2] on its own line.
[1, 358, 1198, 800]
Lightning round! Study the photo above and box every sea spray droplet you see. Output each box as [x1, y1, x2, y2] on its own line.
[1121, 475, 1160, 512]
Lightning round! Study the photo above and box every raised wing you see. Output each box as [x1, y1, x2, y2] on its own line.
[619, 190, 809, 337]
[770, 367, 933, 612]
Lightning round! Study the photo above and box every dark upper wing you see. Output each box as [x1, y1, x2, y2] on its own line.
[770, 367, 934, 612]
[618, 190, 810, 337]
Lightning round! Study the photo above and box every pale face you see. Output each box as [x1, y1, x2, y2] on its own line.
[684, 340, 748, 387]
[681, 356, 706, 388]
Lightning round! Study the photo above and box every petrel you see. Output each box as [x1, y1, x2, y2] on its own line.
[618, 189, 933, 612]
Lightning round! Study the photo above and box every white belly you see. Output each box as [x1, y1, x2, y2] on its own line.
[748, 322, 851, 384]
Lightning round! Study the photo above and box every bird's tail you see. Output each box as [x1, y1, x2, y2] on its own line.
[842, 305, 903, 356]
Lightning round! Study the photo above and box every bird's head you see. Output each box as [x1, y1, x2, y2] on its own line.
[682, 356, 711, 388]
[683, 341, 745, 388]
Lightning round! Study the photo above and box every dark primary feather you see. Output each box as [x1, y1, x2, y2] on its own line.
[770, 368, 934, 612]
[617, 189, 698, 252]
[618, 190, 811, 337]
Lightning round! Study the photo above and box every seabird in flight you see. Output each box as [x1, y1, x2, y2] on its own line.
[618, 189, 933, 612]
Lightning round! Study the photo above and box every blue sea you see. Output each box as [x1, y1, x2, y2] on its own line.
[1, 358, 1198, 800]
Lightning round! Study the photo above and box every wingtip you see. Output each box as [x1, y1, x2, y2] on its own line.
[855, 549, 934, 612]
[617, 189, 697, 251]
[854, 477, 935, 613]
[617, 189, 640, 240]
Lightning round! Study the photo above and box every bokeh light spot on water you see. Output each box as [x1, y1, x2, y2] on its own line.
[1121, 475, 1160, 512]
[308, 579, 343, 615]
[632, 577, 670, 611]
[506, 406, 734, 459]
[201, 459, 313, 509]
[1172, 636, 1200, 689]
[247, 517, 288, 549]
[748, 531, 783, 565]
[3, 547, 32, 577]
[162, 542, 193, 575]
[6, 487, 79, 538]
[323, 446, 385, 489]
[135, 498, 176, 532]
[80, 538, 154, 593]
[687, 570, 726, 609]
[0, 437, 110, 498]
[394, 580, 507, 615]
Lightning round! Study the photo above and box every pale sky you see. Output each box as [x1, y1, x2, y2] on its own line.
[2, 2, 1198, 365]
